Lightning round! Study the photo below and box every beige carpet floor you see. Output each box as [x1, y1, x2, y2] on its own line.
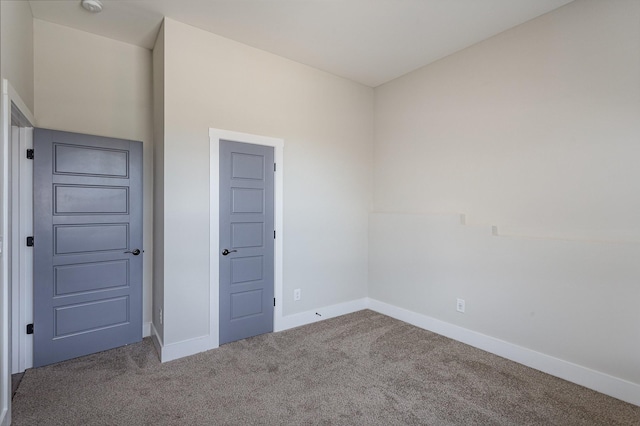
[11, 310, 640, 425]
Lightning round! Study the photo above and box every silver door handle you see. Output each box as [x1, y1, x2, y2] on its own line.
[124, 249, 141, 256]
[222, 249, 237, 256]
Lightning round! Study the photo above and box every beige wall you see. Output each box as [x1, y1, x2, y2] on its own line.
[372, 0, 640, 385]
[374, 0, 640, 243]
[160, 18, 373, 345]
[1, 1, 34, 113]
[34, 19, 154, 330]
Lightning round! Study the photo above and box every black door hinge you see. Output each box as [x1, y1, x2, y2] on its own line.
[273, 298, 276, 307]
[26, 149, 34, 159]
[26, 324, 34, 335]
[274, 163, 276, 172]
[26, 236, 34, 247]
[274, 230, 276, 239]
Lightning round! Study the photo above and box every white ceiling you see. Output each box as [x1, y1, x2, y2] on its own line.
[28, 0, 574, 87]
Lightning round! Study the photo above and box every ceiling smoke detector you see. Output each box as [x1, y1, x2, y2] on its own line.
[81, 0, 104, 13]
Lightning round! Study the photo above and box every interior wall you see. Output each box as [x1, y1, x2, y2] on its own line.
[152, 22, 165, 342]
[33, 19, 155, 332]
[372, 0, 640, 386]
[161, 18, 373, 345]
[0, 1, 34, 114]
[374, 0, 640, 242]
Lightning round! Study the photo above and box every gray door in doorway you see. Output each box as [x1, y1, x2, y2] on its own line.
[219, 140, 274, 345]
[33, 129, 143, 367]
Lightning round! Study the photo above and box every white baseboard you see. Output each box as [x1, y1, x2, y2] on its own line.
[366, 298, 640, 407]
[152, 329, 212, 364]
[276, 298, 369, 332]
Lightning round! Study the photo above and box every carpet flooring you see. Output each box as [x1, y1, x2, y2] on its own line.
[11, 310, 640, 425]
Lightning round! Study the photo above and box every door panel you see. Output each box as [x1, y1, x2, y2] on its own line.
[54, 185, 129, 214]
[33, 128, 142, 367]
[219, 140, 274, 345]
[54, 260, 128, 295]
[53, 144, 128, 177]
[54, 296, 129, 337]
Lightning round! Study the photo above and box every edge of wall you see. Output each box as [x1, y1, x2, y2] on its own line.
[367, 298, 640, 407]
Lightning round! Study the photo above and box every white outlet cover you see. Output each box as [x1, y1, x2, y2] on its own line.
[456, 298, 465, 313]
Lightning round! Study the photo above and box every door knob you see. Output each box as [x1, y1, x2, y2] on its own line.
[124, 249, 141, 256]
[222, 249, 237, 256]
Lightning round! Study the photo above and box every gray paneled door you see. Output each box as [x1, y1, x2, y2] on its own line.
[219, 140, 274, 345]
[33, 128, 143, 367]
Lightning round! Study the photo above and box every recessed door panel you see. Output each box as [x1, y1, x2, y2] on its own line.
[54, 144, 128, 177]
[54, 224, 128, 254]
[54, 260, 128, 296]
[231, 290, 263, 319]
[231, 152, 263, 180]
[54, 185, 128, 215]
[232, 188, 263, 213]
[231, 256, 263, 285]
[231, 222, 263, 248]
[54, 297, 129, 337]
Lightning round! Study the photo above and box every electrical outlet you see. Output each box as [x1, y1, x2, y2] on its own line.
[159, 308, 163, 325]
[293, 289, 301, 301]
[456, 298, 465, 313]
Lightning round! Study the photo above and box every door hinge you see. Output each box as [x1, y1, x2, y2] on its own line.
[26, 236, 34, 247]
[274, 230, 276, 239]
[26, 324, 34, 335]
[274, 163, 276, 172]
[273, 298, 276, 307]
[26, 149, 34, 160]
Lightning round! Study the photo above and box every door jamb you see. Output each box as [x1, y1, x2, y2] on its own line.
[10, 125, 33, 374]
[209, 128, 284, 349]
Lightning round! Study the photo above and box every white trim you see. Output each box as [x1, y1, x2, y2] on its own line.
[367, 298, 640, 407]
[157, 334, 212, 363]
[0, 78, 11, 426]
[143, 322, 152, 338]
[209, 128, 284, 350]
[276, 298, 368, 331]
[11, 126, 33, 374]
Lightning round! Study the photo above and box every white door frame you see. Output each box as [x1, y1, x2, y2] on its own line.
[209, 128, 284, 349]
[10, 125, 33, 374]
[1, 78, 35, 426]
